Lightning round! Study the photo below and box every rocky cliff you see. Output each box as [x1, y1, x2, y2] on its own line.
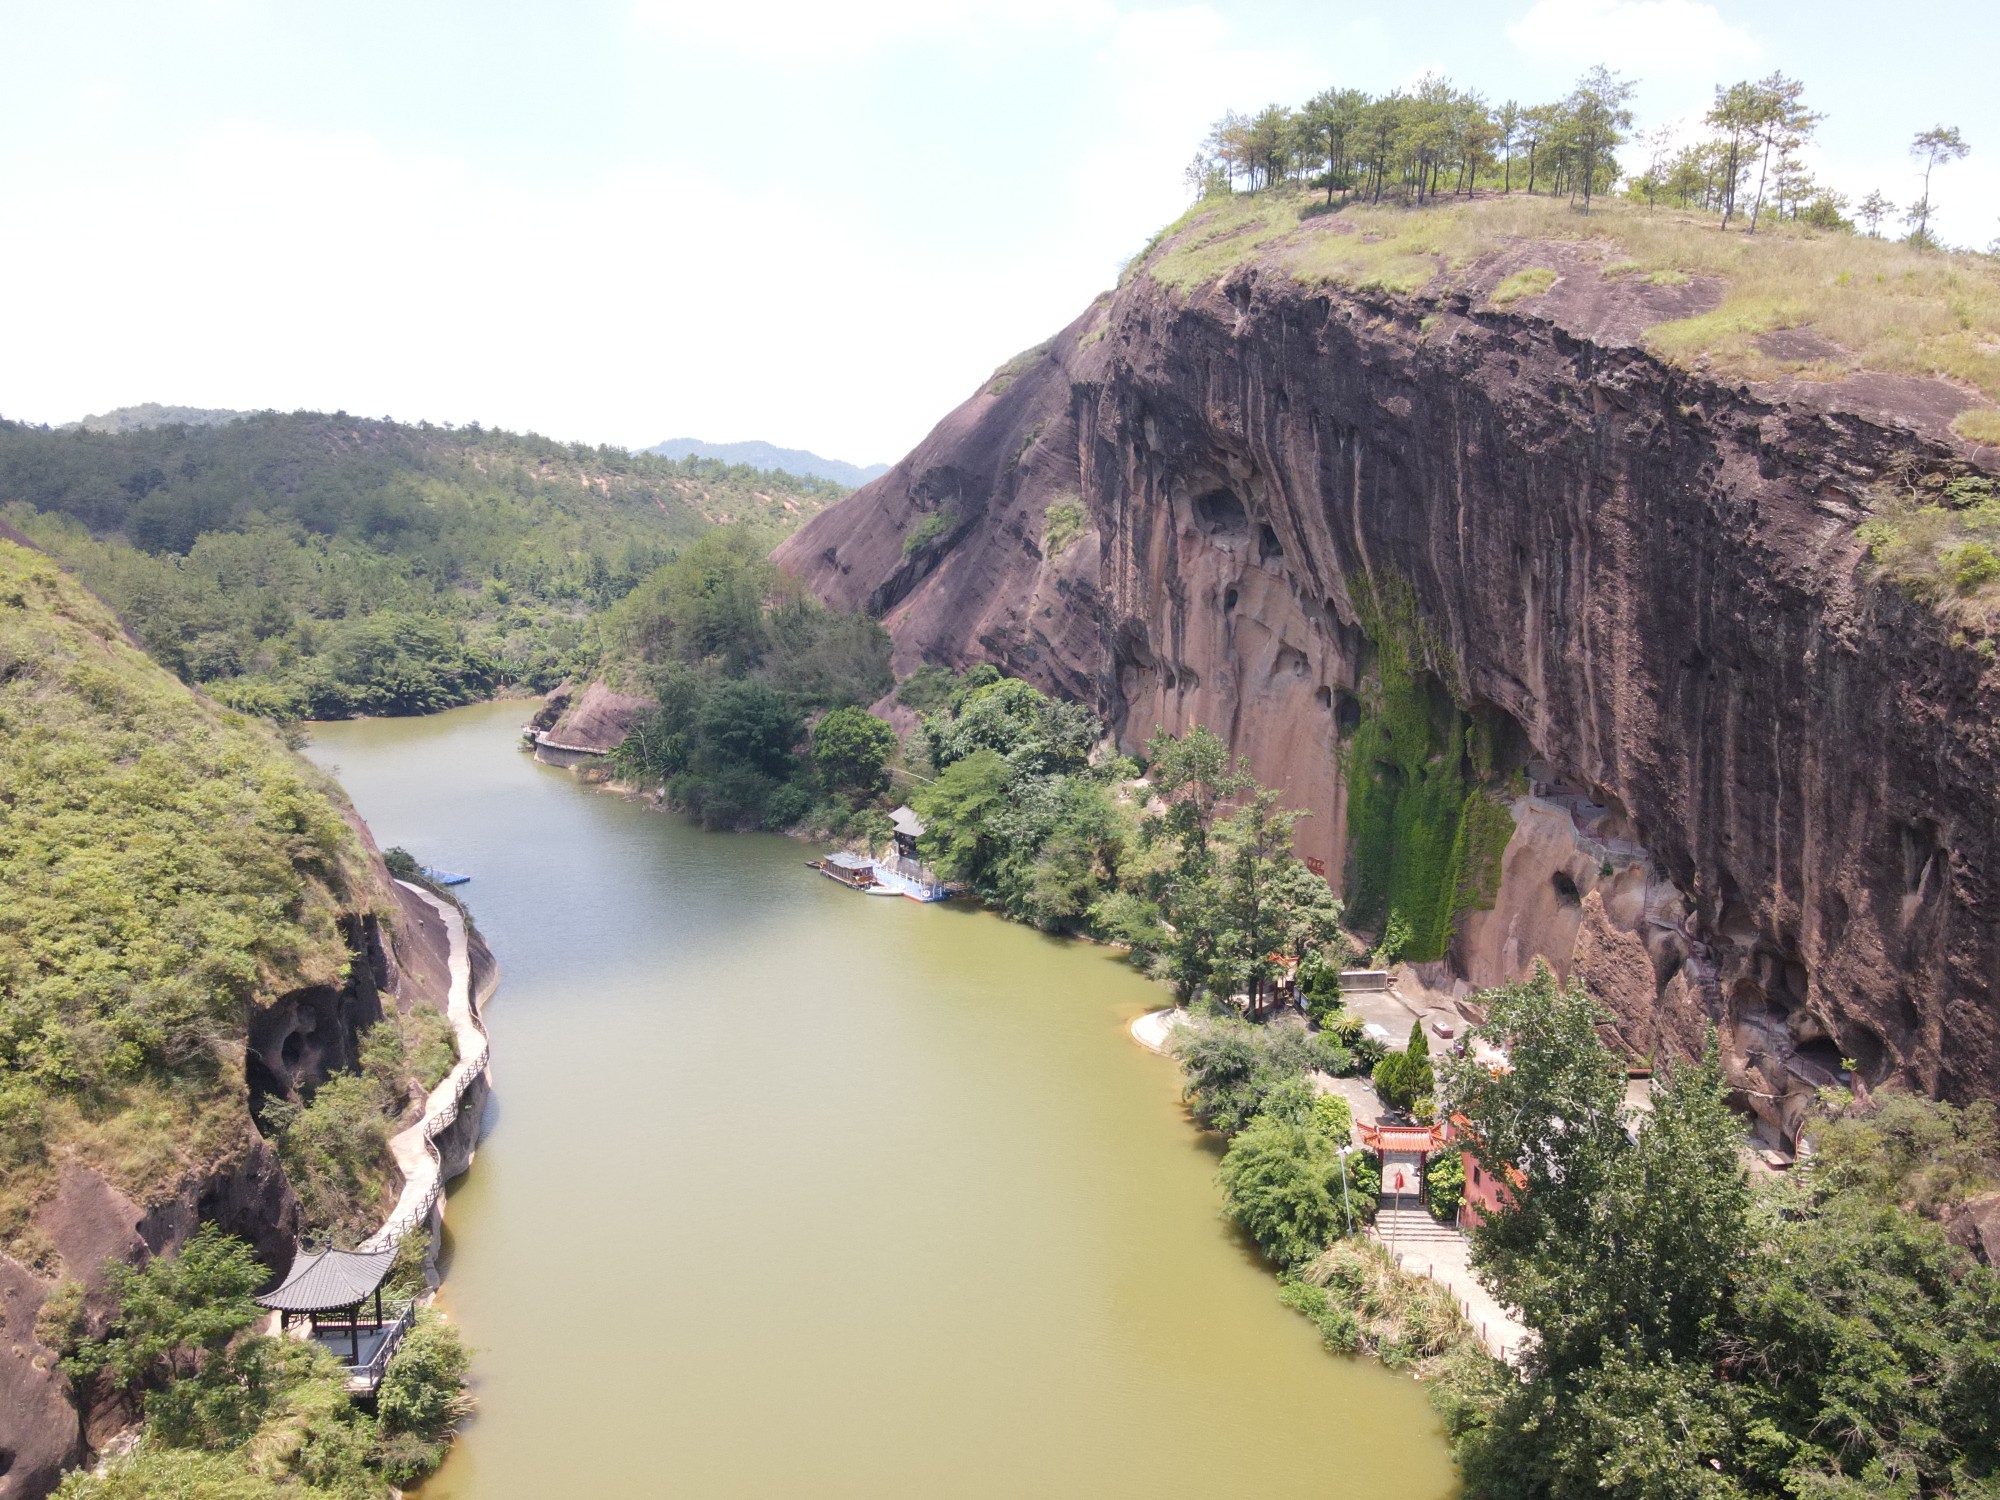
[778, 199, 2000, 1128]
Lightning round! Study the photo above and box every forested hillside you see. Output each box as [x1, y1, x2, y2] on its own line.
[0, 534, 487, 1495]
[0, 412, 843, 719]
[0, 536, 377, 1246]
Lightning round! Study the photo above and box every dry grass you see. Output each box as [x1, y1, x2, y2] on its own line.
[1288, 1235, 1482, 1373]
[1139, 188, 2000, 400]
[1956, 408, 2000, 446]
[1146, 192, 1305, 292]
[1490, 266, 1558, 306]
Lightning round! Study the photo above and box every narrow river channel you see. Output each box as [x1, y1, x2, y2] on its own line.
[307, 700, 1456, 1499]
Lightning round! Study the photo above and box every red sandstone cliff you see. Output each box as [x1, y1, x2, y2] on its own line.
[778, 213, 2000, 1123]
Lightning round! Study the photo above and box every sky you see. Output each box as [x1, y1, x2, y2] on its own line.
[2, 0, 1996, 465]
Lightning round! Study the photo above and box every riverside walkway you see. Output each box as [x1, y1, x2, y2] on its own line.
[362, 881, 491, 1252]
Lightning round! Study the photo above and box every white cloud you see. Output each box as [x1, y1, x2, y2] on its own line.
[629, 0, 1114, 59]
[0, 121, 1103, 461]
[1507, 0, 1757, 73]
[1056, 6, 1318, 270]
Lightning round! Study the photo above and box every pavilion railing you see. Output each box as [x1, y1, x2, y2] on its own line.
[339, 1299, 418, 1391]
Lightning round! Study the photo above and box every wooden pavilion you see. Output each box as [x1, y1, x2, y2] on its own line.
[254, 1245, 413, 1395]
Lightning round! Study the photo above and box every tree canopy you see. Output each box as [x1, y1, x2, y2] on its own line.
[1189, 67, 1970, 241]
[1438, 963, 2000, 1499]
[0, 411, 841, 719]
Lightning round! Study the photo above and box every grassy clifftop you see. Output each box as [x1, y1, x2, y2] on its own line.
[0, 538, 376, 1248]
[1136, 189, 2000, 441]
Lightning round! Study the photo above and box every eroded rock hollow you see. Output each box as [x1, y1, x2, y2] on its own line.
[779, 243, 2000, 1123]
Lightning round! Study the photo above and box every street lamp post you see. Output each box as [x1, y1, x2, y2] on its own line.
[1337, 1144, 1355, 1236]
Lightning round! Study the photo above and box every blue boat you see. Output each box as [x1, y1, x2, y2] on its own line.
[421, 866, 470, 887]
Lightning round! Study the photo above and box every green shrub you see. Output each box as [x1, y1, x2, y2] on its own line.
[893, 663, 965, 714]
[1219, 1113, 1344, 1269]
[374, 1311, 472, 1483]
[1171, 1016, 1322, 1136]
[812, 705, 897, 797]
[1312, 1092, 1354, 1142]
[1089, 889, 1167, 959]
[1426, 1146, 1465, 1221]
[903, 510, 952, 556]
[1943, 540, 2000, 592]
[1372, 1022, 1436, 1115]
[382, 846, 421, 881]
[1278, 1275, 1363, 1353]
[1299, 949, 1345, 1024]
[1369, 909, 1412, 968]
[1343, 1145, 1381, 1208]
[761, 780, 816, 830]
[271, 1074, 395, 1241]
[1041, 497, 1091, 560]
[401, 1007, 459, 1092]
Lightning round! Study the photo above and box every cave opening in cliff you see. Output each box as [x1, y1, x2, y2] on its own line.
[1336, 692, 1368, 740]
[1552, 871, 1581, 906]
[1466, 701, 1534, 784]
[1192, 487, 1249, 536]
[1258, 523, 1285, 563]
[246, 1053, 290, 1131]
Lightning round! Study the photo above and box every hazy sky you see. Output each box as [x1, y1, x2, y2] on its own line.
[3, 0, 1994, 463]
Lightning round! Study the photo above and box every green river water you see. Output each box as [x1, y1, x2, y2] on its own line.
[306, 699, 1456, 1499]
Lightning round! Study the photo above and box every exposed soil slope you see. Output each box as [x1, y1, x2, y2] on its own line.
[778, 198, 2000, 1126]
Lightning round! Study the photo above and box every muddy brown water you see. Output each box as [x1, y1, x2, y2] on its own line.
[306, 700, 1456, 1499]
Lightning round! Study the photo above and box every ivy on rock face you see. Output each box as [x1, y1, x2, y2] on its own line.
[1341, 572, 1514, 962]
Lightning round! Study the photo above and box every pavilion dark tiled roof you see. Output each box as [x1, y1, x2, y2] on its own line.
[254, 1246, 397, 1313]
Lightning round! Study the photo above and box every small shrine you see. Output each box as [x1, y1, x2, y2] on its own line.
[1355, 1118, 1451, 1201]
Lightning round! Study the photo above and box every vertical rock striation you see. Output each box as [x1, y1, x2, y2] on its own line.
[779, 243, 2000, 1114]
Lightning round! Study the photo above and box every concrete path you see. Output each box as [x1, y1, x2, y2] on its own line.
[362, 882, 490, 1251]
[1129, 1007, 1187, 1054]
[1372, 1203, 1531, 1366]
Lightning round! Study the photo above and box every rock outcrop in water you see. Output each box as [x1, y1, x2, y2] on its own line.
[777, 216, 2000, 1126]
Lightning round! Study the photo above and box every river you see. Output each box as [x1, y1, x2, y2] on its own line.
[306, 699, 1456, 1499]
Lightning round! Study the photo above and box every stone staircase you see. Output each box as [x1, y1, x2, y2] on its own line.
[1370, 1199, 1535, 1366]
[1374, 1202, 1460, 1245]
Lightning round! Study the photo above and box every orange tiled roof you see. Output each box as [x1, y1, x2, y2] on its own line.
[1357, 1121, 1448, 1153]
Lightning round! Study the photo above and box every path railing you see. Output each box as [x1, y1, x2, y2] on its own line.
[361, 883, 491, 1253]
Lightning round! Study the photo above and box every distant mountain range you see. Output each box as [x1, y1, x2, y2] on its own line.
[53, 409, 891, 491]
[641, 437, 889, 489]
